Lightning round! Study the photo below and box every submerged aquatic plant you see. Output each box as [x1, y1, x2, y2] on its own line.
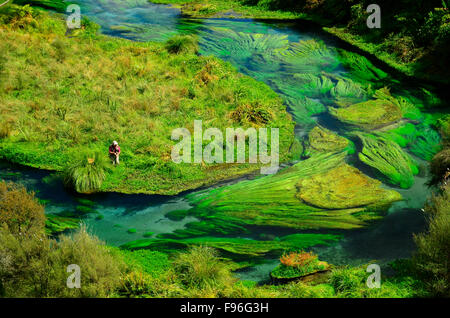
[329, 99, 402, 130]
[337, 49, 388, 84]
[277, 39, 340, 74]
[284, 97, 324, 126]
[187, 152, 402, 230]
[330, 78, 367, 107]
[200, 27, 289, 60]
[64, 151, 109, 193]
[357, 134, 419, 188]
[305, 125, 349, 154]
[373, 87, 422, 120]
[295, 73, 334, 98]
[296, 163, 402, 209]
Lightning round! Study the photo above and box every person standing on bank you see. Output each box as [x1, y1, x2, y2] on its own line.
[109, 141, 121, 165]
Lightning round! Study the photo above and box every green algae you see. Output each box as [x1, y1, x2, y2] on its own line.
[357, 134, 419, 188]
[329, 99, 402, 130]
[304, 125, 349, 155]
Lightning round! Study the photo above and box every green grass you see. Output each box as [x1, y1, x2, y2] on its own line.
[0, 7, 295, 195]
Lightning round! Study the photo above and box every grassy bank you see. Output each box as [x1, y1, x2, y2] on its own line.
[0, 5, 295, 194]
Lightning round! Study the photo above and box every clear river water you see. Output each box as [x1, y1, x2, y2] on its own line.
[0, 0, 439, 282]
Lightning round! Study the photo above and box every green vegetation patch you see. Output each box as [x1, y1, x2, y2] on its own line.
[296, 163, 402, 209]
[305, 125, 349, 154]
[45, 214, 80, 235]
[186, 152, 401, 230]
[357, 133, 419, 188]
[271, 251, 330, 279]
[329, 99, 402, 130]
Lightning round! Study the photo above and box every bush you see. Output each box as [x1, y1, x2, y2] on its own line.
[165, 34, 199, 55]
[0, 183, 124, 297]
[413, 185, 450, 297]
[0, 181, 45, 235]
[64, 151, 109, 193]
[329, 266, 366, 296]
[172, 245, 235, 290]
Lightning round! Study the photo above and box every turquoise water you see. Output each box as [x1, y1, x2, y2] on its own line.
[1, 0, 441, 282]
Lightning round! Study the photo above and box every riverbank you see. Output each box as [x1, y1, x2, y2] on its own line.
[150, 0, 450, 87]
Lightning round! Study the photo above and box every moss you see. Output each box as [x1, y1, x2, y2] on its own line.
[357, 134, 419, 188]
[305, 125, 349, 154]
[127, 228, 137, 234]
[329, 99, 402, 130]
[296, 163, 402, 209]
[143, 232, 154, 238]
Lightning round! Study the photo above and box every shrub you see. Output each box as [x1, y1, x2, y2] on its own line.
[0, 183, 130, 297]
[172, 245, 235, 290]
[165, 34, 199, 55]
[329, 266, 366, 296]
[413, 185, 450, 297]
[429, 149, 450, 186]
[48, 226, 125, 297]
[0, 181, 45, 235]
[64, 151, 109, 193]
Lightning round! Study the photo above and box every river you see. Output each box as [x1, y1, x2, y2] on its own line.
[0, 0, 439, 282]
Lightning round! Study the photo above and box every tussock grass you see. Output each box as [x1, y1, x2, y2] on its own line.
[0, 7, 295, 194]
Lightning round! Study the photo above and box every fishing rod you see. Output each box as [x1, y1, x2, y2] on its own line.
[0, 0, 10, 8]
